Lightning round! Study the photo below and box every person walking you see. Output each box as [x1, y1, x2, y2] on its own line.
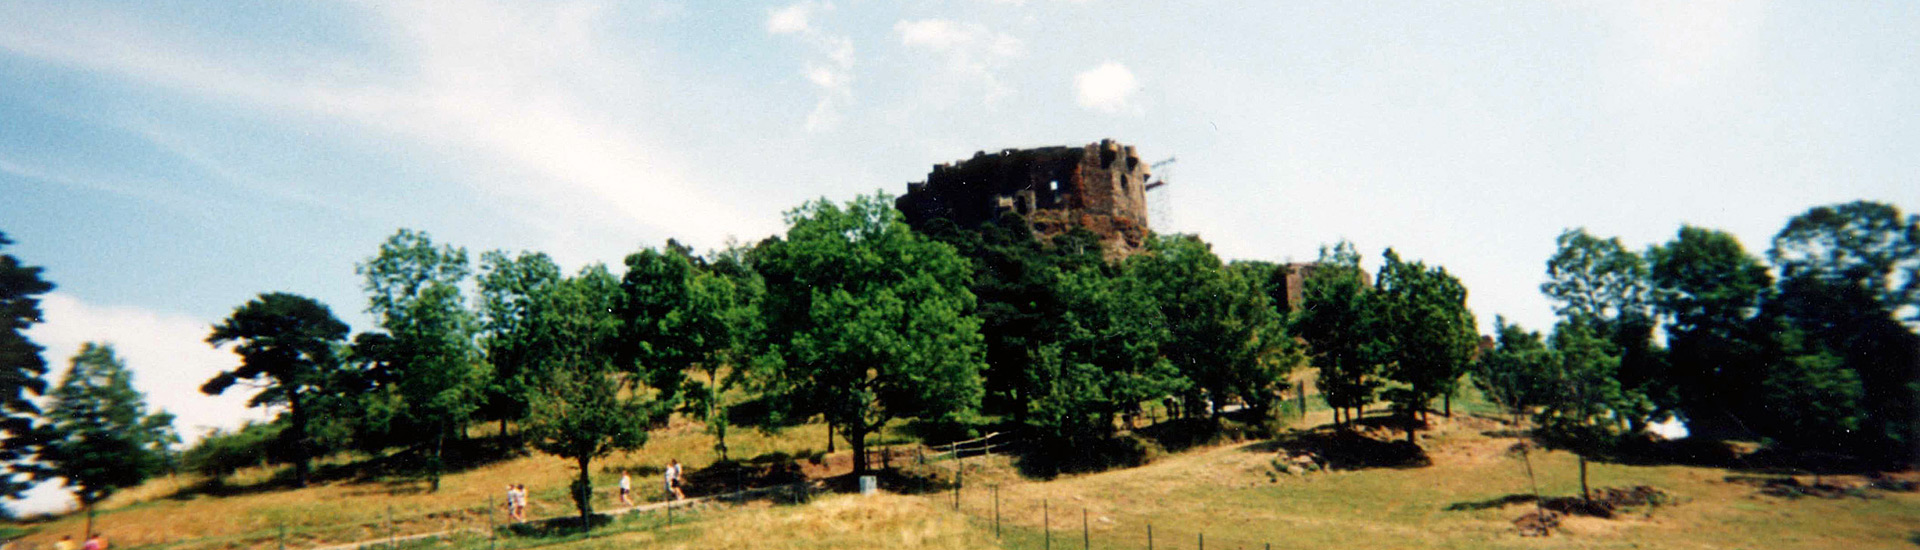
[664, 459, 685, 501]
[513, 484, 531, 521]
[618, 471, 633, 506]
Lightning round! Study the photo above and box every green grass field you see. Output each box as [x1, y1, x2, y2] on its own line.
[7, 379, 1916, 550]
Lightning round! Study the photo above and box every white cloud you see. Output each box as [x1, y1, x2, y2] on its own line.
[4, 294, 269, 516]
[26, 294, 267, 440]
[767, 2, 854, 131]
[894, 19, 1022, 103]
[1074, 61, 1140, 114]
[766, 2, 817, 35]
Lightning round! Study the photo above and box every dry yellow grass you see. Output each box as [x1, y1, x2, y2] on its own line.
[565, 494, 999, 550]
[4, 418, 834, 549]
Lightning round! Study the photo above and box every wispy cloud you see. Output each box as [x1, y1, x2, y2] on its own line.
[894, 19, 1023, 103]
[767, 1, 855, 131]
[0, 1, 769, 253]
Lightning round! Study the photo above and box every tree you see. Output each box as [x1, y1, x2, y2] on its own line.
[1371, 249, 1479, 439]
[1648, 226, 1773, 438]
[42, 343, 176, 537]
[1766, 201, 1920, 463]
[0, 232, 55, 498]
[1541, 228, 1666, 424]
[917, 215, 1104, 426]
[618, 246, 735, 458]
[356, 229, 487, 491]
[520, 265, 660, 524]
[1130, 235, 1295, 419]
[1532, 323, 1629, 502]
[1025, 265, 1183, 442]
[205, 292, 351, 487]
[476, 250, 564, 436]
[748, 194, 986, 474]
[1294, 241, 1380, 427]
[1769, 200, 1919, 319]
[1470, 317, 1553, 425]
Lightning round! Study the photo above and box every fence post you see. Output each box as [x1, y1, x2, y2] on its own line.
[1147, 523, 1153, 550]
[387, 506, 394, 550]
[992, 485, 1000, 539]
[1082, 508, 1089, 550]
[1198, 532, 1203, 550]
[489, 494, 496, 550]
[1044, 500, 1051, 550]
[278, 523, 285, 550]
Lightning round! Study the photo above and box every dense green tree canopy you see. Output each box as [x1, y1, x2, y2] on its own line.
[1648, 226, 1773, 436]
[519, 265, 661, 522]
[205, 292, 351, 487]
[1294, 241, 1379, 426]
[748, 193, 986, 474]
[42, 343, 176, 532]
[1025, 265, 1182, 441]
[476, 250, 563, 435]
[1371, 249, 1478, 432]
[1130, 235, 1294, 418]
[355, 229, 487, 490]
[0, 232, 54, 498]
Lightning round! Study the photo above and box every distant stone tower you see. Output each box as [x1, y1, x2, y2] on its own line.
[896, 139, 1152, 258]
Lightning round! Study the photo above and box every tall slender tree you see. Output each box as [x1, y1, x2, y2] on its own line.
[476, 250, 563, 436]
[205, 292, 351, 487]
[356, 229, 487, 491]
[1294, 241, 1379, 427]
[0, 232, 55, 498]
[42, 343, 177, 537]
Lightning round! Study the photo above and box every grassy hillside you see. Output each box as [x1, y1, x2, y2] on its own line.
[7, 385, 1916, 550]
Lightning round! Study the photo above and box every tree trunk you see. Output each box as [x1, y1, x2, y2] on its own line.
[84, 504, 94, 540]
[290, 391, 310, 488]
[575, 456, 594, 526]
[430, 430, 445, 492]
[850, 424, 869, 475]
[1578, 455, 1591, 502]
[826, 422, 836, 454]
[1443, 392, 1453, 418]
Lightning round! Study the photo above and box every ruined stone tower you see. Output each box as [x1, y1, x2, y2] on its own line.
[896, 139, 1152, 258]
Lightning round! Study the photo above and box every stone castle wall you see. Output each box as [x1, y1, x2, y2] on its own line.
[896, 139, 1152, 257]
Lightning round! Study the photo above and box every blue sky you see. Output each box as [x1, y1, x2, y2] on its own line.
[2, 0, 1916, 512]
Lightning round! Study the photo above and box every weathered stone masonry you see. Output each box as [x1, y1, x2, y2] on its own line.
[896, 139, 1153, 258]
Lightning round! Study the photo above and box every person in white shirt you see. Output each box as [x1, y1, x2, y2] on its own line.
[664, 459, 685, 500]
[618, 471, 633, 506]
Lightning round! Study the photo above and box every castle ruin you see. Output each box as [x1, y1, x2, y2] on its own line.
[896, 139, 1153, 258]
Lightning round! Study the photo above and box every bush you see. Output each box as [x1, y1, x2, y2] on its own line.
[180, 421, 285, 479]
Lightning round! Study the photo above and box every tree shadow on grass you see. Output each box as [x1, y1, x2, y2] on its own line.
[1444, 493, 1538, 511]
[167, 434, 531, 501]
[1249, 426, 1431, 471]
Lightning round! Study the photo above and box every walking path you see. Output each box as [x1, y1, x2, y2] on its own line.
[311, 482, 813, 550]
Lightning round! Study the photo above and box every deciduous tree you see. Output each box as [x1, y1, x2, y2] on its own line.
[1294, 241, 1379, 427]
[748, 194, 986, 474]
[356, 229, 487, 491]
